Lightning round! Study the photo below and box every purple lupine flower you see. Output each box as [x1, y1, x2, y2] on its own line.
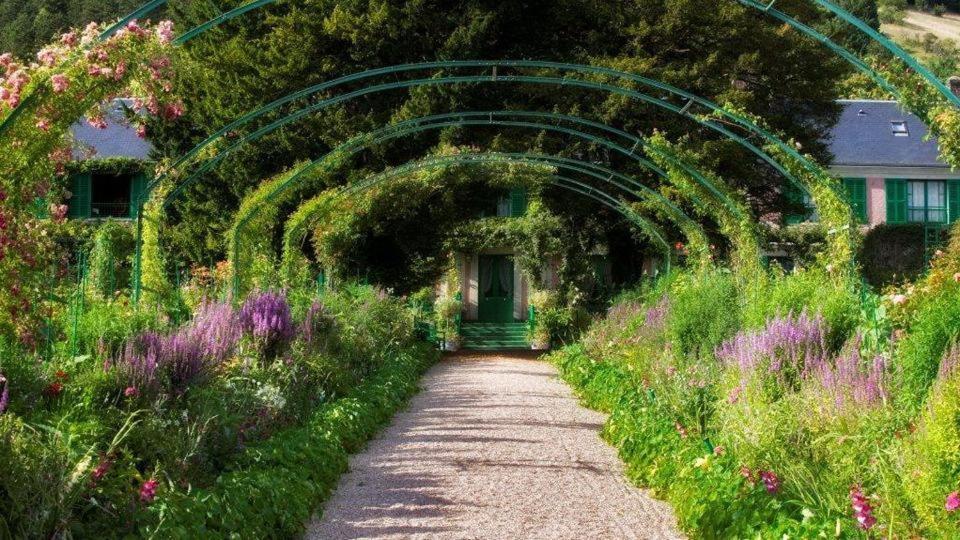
[716, 311, 829, 391]
[812, 335, 889, 410]
[239, 290, 295, 358]
[0, 374, 8, 414]
[115, 301, 243, 395]
[643, 297, 670, 330]
[187, 300, 241, 364]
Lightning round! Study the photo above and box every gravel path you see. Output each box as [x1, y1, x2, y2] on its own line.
[305, 352, 682, 540]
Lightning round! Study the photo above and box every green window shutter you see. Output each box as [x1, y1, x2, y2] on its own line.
[948, 180, 960, 223]
[885, 178, 907, 224]
[510, 188, 527, 217]
[67, 172, 92, 219]
[784, 184, 807, 225]
[842, 178, 867, 223]
[129, 172, 148, 219]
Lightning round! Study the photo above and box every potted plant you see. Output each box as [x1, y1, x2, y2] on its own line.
[435, 293, 463, 351]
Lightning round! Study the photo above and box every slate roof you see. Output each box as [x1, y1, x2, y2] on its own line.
[826, 99, 947, 168]
[70, 99, 153, 160]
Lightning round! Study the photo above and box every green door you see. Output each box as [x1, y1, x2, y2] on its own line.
[478, 255, 515, 322]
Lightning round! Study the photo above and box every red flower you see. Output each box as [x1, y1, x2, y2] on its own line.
[45, 381, 63, 397]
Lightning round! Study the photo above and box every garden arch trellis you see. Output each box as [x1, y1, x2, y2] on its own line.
[137, 109, 757, 302]
[224, 114, 762, 297]
[132, 59, 854, 300]
[278, 160, 680, 286]
[7, 0, 951, 303]
[276, 151, 719, 292]
[210, 112, 760, 298]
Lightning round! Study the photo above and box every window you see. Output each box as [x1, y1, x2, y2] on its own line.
[907, 180, 947, 223]
[90, 172, 134, 218]
[891, 121, 909, 137]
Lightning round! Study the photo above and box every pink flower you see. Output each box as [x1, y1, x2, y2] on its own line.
[36, 48, 57, 67]
[156, 21, 175, 45]
[60, 32, 78, 47]
[0, 53, 12, 67]
[87, 115, 107, 130]
[87, 65, 103, 77]
[850, 485, 877, 530]
[890, 294, 907, 306]
[162, 102, 184, 120]
[713, 446, 726, 457]
[139, 478, 159, 503]
[91, 458, 112, 483]
[124, 386, 139, 398]
[50, 73, 69, 93]
[946, 491, 960, 512]
[35, 118, 50, 132]
[759, 470, 780, 494]
[49, 204, 67, 222]
[136, 124, 148, 139]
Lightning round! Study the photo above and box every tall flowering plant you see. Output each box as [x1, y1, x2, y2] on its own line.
[239, 290, 296, 361]
[716, 311, 830, 401]
[0, 19, 182, 345]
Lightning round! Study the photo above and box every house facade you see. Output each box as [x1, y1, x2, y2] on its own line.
[792, 99, 959, 228]
[65, 99, 152, 220]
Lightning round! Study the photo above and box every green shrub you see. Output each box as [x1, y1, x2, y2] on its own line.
[860, 224, 926, 288]
[142, 345, 437, 537]
[896, 281, 960, 405]
[86, 220, 135, 299]
[664, 270, 739, 360]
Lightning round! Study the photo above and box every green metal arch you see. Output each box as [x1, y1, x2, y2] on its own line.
[735, 0, 899, 99]
[137, 111, 746, 301]
[107, 0, 959, 110]
[164, 110, 743, 217]
[224, 114, 743, 296]
[281, 151, 700, 266]
[153, 61, 817, 198]
[284, 163, 675, 279]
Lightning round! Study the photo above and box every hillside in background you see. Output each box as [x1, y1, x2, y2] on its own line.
[883, 8, 960, 60]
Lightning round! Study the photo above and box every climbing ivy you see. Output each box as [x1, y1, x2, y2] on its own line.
[646, 132, 763, 283]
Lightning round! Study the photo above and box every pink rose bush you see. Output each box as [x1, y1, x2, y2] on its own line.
[0, 19, 182, 344]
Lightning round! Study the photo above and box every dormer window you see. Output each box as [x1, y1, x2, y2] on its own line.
[891, 121, 909, 137]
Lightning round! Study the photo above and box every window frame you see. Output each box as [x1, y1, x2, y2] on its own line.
[907, 179, 947, 225]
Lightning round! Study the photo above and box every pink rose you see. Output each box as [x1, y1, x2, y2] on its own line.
[50, 73, 69, 93]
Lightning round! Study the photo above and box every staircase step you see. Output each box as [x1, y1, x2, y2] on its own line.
[460, 322, 530, 351]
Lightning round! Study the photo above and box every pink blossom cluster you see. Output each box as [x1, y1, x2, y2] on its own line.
[850, 484, 877, 530]
[139, 478, 158, 503]
[758, 470, 780, 494]
[946, 491, 960, 513]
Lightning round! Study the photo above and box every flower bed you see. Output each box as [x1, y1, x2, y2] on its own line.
[551, 267, 960, 538]
[0, 284, 437, 537]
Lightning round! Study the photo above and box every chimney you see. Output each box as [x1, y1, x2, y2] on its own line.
[949, 76, 960, 98]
